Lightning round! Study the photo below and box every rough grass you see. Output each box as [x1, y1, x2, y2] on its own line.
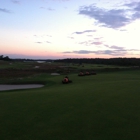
[0, 70, 140, 140]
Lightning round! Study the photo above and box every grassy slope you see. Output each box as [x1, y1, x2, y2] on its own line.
[0, 70, 140, 140]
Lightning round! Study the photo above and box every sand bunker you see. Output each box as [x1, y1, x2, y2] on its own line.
[0, 84, 44, 91]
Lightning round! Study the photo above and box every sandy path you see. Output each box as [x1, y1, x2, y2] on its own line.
[0, 84, 44, 91]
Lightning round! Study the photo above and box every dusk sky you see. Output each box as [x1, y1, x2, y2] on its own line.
[1, 0, 140, 59]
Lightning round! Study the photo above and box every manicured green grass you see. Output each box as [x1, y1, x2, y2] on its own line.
[0, 70, 140, 140]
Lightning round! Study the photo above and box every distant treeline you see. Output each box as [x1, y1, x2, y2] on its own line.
[54, 58, 140, 66]
[0, 55, 11, 61]
[1, 55, 140, 66]
[0, 55, 53, 62]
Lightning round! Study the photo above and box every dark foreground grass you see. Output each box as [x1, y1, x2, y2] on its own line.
[0, 70, 140, 140]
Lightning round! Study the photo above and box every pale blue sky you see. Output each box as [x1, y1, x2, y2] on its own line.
[1, 0, 140, 59]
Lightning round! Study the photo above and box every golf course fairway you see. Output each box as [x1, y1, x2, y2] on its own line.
[0, 70, 140, 140]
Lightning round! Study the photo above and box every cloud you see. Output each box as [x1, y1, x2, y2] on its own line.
[35, 42, 42, 44]
[48, 8, 55, 11]
[87, 35, 93, 37]
[79, 2, 140, 29]
[133, 12, 140, 19]
[123, 2, 140, 20]
[68, 36, 74, 39]
[125, 2, 138, 7]
[63, 44, 138, 56]
[105, 44, 126, 51]
[0, 8, 11, 13]
[78, 41, 89, 45]
[91, 42, 102, 45]
[134, 2, 140, 11]
[109, 45, 125, 50]
[40, 7, 46, 9]
[79, 5, 130, 29]
[11, 0, 20, 4]
[94, 50, 126, 56]
[73, 30, 96, 34]
[34, 34, 52, 38]
[78, 41, 92, 46]
[46, 41, 51, 43]
[46, 35, 52, 37]
[35, 40, 51, 44]
[104, 44, 109, 47]
[94, 37, 103, 40]
[131, 2, 140, 19]
[63, 50, 95, 54]
[40, 7, 55, 11]
[119, 29, 127, 31]
[78, 40, 103, 46]
[63, 49, 127, 56]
